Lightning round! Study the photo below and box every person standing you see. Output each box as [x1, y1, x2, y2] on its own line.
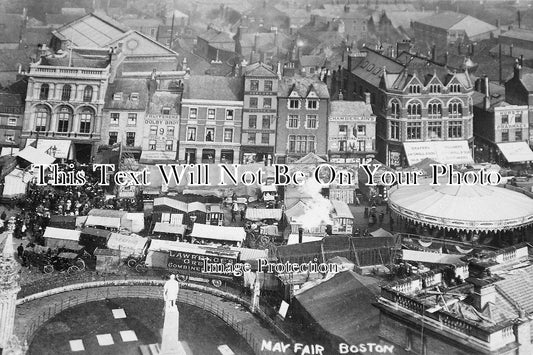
[17, 244, 24, 259]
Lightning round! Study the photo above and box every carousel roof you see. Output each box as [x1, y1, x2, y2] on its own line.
[389, 181, 533, 232]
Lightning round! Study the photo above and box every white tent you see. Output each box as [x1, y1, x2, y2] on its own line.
[107, 233, 147, 258]
[2, 169, 28, 198]
[190, 224, 246, 245]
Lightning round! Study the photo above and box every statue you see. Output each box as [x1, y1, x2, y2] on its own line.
[164, 274, 179, 310]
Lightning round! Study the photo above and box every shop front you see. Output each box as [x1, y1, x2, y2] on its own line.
[241, 145, 274, 165]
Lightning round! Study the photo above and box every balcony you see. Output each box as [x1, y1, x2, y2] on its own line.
[23, 130, 101, 141]
[29, 64, 109, 79]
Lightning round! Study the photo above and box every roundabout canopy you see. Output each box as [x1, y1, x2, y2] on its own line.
[388, 181, 533, 232]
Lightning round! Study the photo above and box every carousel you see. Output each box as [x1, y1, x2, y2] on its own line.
[388, 179, 533, 246]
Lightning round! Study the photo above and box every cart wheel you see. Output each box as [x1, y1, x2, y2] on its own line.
[127, 258, 137, 268]
[43, 264, 54, 274]
[75, 259, 86, 271]
[211, 279, 223, 288]
[67, 265, 79, 275]
[177, 274, 189, 282]
[135, 263, 148, 273]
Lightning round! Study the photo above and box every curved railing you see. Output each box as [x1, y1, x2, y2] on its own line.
[18, 279, 293, 355]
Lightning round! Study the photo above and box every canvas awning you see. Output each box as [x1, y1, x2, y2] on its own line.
[153, 222, 186, 235]
[245, 208, 283, 221]
[389, 180, 533, 232]
[43, 227, 81, 250]
[25, 139, 73, 160]
[190, 224, 246, 243]
[330, 200, 354, 219]
[107, 233, 147, 256]
[139, 150, 177, 164]
[0, 147, 19, 157]
[402, 250, 464, 265]
[403, 141, 474, 166]
[16, 146, 55, 165]
[287, 234, 324, 245]
[2, 169, 28, 198]
[85, 215, 121, 229]
[496, 142, 533, 163]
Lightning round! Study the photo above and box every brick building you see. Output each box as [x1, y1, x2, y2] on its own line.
[179, 75, 243, 164]
[241, 62, 278, 164]
[328, 98, 376, 164]
[505, 59, 533, 149]
[344, 49, 475, 168]
[376, 244, 533, 355]
[473, 75, 533, 164]
[275, 76, 329, 163]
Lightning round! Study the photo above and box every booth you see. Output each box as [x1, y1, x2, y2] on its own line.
[152, 222, 187, 241]
[190, 224, 246, 247]
[261, 185, 277, 202]
[206, 204, 224, 226]
[107, 233, 147, 259]
[79, 227, 111, 253]
[43, 227, 81, 251]
[85, 209, 128, 231]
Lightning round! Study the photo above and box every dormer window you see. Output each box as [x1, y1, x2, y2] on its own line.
[408, 85, 421, 94]
[130, 93, 139, 101]
[429, 84, 441, 93]
[289, 99, 300, 109]
[113, 92, 123, 100]
[449, 84, 461, 93]
[162, 107, 171, 115]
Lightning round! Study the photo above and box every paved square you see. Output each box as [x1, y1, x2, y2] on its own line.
[112, 308, 127, 319]
[96, 334, 114, 346]
[119, 330, 138, 342]
[69, 339, 85, 352]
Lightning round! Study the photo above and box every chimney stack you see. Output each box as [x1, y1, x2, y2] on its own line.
[298, 227, 303, 244]
[344, 4, 350, 13]
[365, 92, 371, 105]
[514, 58, 523, 80]
[431, 43, 436, 62]
[306, 4, 311, 12]
[444, 51, 449, 67]
[473, 284, 496, 311]
[277, 61, 282, 79]
[518, 10, 521, 29]
[484, 75, 490, 98]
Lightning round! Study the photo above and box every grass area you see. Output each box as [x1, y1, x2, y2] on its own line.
[29, 298, 254, 355]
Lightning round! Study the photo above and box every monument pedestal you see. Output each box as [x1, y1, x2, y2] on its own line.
[157, 305, 190, 355]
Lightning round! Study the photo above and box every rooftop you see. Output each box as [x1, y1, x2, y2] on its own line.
[183, 75, 243, 101]
[243, 62, 277, 77]
[104, 78, 149, 110]
[330, 100, 373, 117]
[52, 12, 129, 48]
[278, 76, 329, 98]
[414, 11, 497, 37]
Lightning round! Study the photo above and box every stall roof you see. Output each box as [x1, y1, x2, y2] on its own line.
[245, 208, 283, 221]
[330, 200, 354, 219]
[107, 233, 147, 254]
[233, 247, 268, 261]
[88, 209, 127, 218]
[190, 224, 246, 243]
[295, 271, 379, 344]
[25, 139, 73, 160]
[287, 234, 324, 245]
[261, 185, 277, 192]
[43, 227, 81, 241]
[16, 146, 55, 165]
[2, 169, 28, 198]
[81, 227, 112, 239]
[402, 250, 464, 265]
[153, 222, 186, 235]
[86, 209, 126, 229]
[154, 197, 207, 213]
[369, 228, 393, 238]
[496, 142, 533, 163]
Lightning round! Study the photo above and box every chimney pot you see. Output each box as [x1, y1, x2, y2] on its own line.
[298, 227, 303, 244]
[365, 92, 371, 105]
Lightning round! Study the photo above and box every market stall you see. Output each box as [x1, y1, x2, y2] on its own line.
[43, 227, 82, 251]
[189, 224, 246, 247]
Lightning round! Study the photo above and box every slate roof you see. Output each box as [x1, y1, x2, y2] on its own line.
[104, 78, 149, 110]
[147, 91, 181, 115]
[353, 48, 473, 91]
[0, 13, 24, 44]
[52, 12, 129, 48]
[415, 11, 497, 37]
[45, 13, 83, 27]
[0, 92, 23, 106]
[299, 55, 326, 68]
[294, 271, 380, 345]
[499, 28, 533, 43]
[198, 28, 234, 44]
[183, 75, 243, 101]
[0, 48, 33, 72]
[330, 100, 373, 117]
[278, 76, 329, 98]
[243, 62, 277, 77]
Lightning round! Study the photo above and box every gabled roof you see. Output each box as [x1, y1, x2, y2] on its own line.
[183, 75, 243, 101]
[294, 152, 327, 164]
[414, 11, 497, 37]
[330, 100, 373, 117]
[244, 62, 277, 77]
[198, 28, 234, 44]
[52, 12, 129, 48]
[104, 78, 149, 110]
[278, 76, 329, 98]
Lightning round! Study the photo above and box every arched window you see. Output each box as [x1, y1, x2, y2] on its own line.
[61, 84, 72, 101]
[83, 86, 93, 102]
[57, 106, 72, 133]
[406, 101, 422, 118]
[448, 100, 463, 118]
[390, 100, 401, 119]
[427, 100, 442, 119]
[449, 84, 461, 93]
[79, 108, 94, 134]
[34, 105, 50, 132]
[39, 84, 49, 100]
